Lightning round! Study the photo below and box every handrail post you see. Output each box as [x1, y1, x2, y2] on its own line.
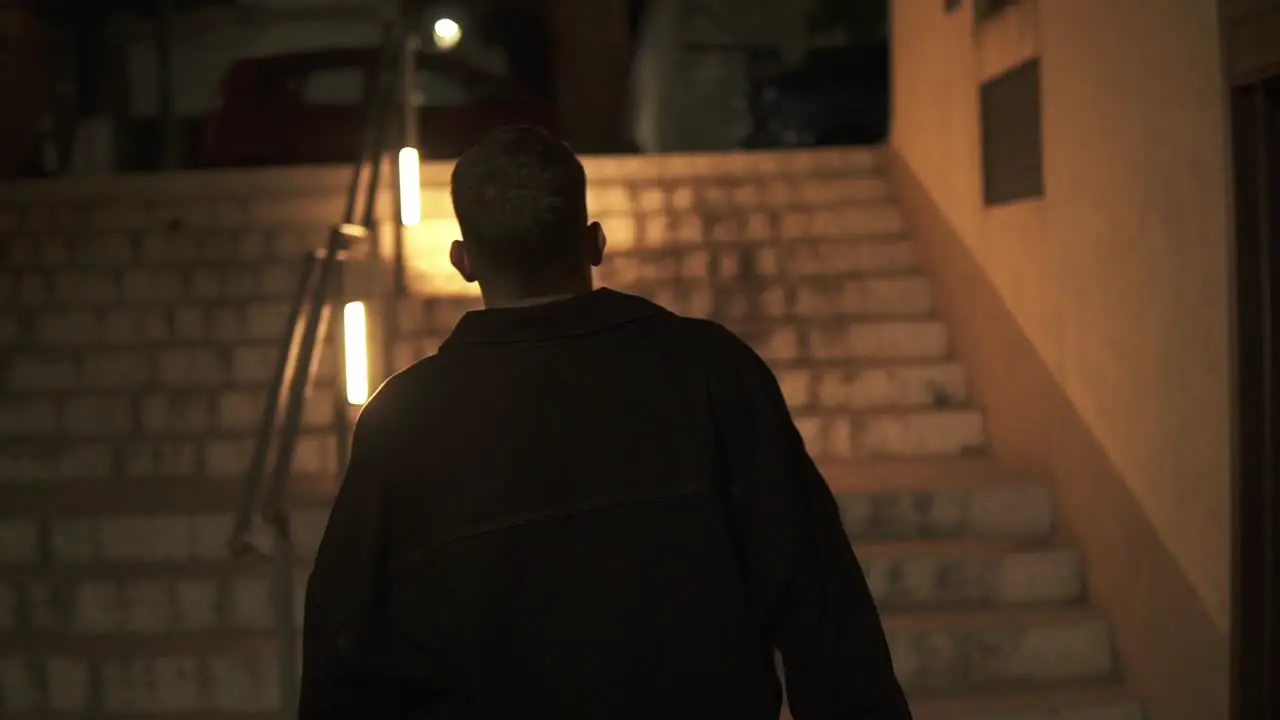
[228, 15, 407, 714]
[229, 252, 317, 559]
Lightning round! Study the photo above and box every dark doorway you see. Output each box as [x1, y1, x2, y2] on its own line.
[1230, 73, 1280, 720]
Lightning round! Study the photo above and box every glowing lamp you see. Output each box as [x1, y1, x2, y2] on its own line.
[398, 146, 421, 226]
[343, 301, 369, 405]
[432, 18, 462, 50]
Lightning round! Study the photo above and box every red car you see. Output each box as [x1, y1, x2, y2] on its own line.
[204, 46, 556, 166]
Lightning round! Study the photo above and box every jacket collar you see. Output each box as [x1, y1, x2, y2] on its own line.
[440, 288, 668, 347]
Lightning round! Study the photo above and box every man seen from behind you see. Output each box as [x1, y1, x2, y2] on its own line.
[299, 126, 912, 720]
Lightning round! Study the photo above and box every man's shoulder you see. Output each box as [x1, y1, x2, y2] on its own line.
[359, 299, 763, 413]
[632, 297, 739, 347]
[647, 308, 777, 391]
[354, 352, 444, 428]
[662, 312, 761, 365]
[368, 351, 442, 401]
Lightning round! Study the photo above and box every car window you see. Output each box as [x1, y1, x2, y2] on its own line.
[300, 65, 364, 105]
[413, 68, 473, 107]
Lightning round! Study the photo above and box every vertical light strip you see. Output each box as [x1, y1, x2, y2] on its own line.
[343, 301, 369, 405]
[398, 146, 421, 226]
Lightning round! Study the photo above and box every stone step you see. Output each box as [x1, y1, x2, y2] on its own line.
[399, 205, 911, 260]
[908, 685, 1143, 720]
[0, 461, 1046, 597]
[0, 162, 890, 233]
[756, 235, 922, 277]
[0, 273, 936, 354]
[858, 540, 1084, 609]
[0, 227, 330, 269]
[393, 318, 953, 373]
[0, 262, 310, 306]
[0, 460, 1053, 546]
[820, 456, 1042, 492]
[0, 406, 980, 482]
[0, 400, 977, 483]
[0, 431, 342, 484]
[593, 203, 906, 251]
[406, 237, 922, 299]
[407, 235, 923, 295]
[737, 319, 951, 365]
[0, 607, 1116, 712]
[0, 196, 903, 261]
[722, 274, 933, 320]
[583, 174, 892, 219]
[796, 408, 985, 458]
[397, 273, 936, 332]
[0, 319, 953, 395]
[0, 540, 1082, 639]
[639, 275, 934, 324]
[0, 344, 347, 392]
[0, 150, 888, 232]
[0, 362, 969, 447]
[780, 362, 969, 412]
[0, 391, 342, 441]
[886, 608, 1118, 694]
[781, 685, 1141, 720]
[834, 477, 1055, 543]
[1, 242, 925, 328]
[0, 682, 1141, 720]
[569, 146, 884, 181]
[0, 146, 881, 200]
[0, 688, 1143, 720]
[1, 229, 920, 293]
[0, 650, 289, 714]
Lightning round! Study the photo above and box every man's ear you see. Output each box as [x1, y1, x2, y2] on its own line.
[586, 221, 606, 267]
[449, 240, 476, 283]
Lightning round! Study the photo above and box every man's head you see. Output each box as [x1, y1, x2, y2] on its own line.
[449, 126, 605, 302]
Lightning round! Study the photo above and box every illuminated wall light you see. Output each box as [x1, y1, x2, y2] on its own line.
[343, 301, 369, 406]
[398, 146, 421, 226]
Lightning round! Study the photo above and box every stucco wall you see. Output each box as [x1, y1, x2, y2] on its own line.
[890, 0, 1238, 717]
[894, 0, 1232, 630]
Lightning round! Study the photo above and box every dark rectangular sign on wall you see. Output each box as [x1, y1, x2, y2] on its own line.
[975, 0, 1016, 22]
[979, 58, 1045, 205]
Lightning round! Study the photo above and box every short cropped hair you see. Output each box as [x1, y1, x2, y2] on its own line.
[450, 126, 588, 278]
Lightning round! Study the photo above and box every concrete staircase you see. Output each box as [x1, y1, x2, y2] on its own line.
[0, 147, 1140, 719]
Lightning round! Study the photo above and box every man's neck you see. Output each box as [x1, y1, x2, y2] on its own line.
[491, 292, 579, 309]
[480, 282, 593, 310]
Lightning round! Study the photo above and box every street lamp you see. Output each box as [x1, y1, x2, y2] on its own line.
[432, 17, 462, 50]
[398, 14, 463, 228]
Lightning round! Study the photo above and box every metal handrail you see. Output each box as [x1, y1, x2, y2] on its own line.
[227, 14, 407, 716]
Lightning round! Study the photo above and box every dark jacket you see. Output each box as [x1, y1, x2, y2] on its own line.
[299, 288, 911, 719]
